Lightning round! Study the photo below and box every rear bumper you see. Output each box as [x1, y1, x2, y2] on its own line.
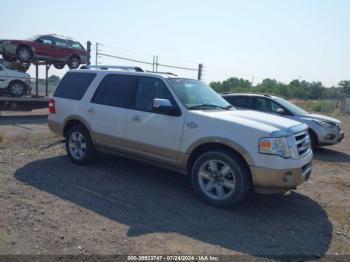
[48, 119, 64, 136]
[251, 160, 312, 194]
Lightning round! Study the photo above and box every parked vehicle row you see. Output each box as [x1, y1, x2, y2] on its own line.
[0, 34, 87, 71]
[222, 93, 344, 148]
[48, 66, 313, 208]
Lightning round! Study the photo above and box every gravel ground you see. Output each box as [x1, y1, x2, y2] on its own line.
[0, 115, 349, 259]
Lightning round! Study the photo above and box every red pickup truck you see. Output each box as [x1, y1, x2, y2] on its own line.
[0, 34, 87, 70]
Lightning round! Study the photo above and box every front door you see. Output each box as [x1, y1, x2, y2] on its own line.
[125, 76, 185, 165]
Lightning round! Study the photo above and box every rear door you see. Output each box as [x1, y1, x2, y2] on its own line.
[87, 74, 138, 150]
[53, 37, 70, 59]
[124, 76, 185, 165]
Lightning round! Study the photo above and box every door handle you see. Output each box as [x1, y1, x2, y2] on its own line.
[87, 107, 96, 113]
[131, 115, 141, 121]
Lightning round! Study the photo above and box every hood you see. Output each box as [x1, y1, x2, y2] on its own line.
[6, 68, 29, 78]
[301, 113, 341, 124]
[191, 109, 307, 136]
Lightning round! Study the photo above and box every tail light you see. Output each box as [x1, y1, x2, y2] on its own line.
[49, 98, 55, 114]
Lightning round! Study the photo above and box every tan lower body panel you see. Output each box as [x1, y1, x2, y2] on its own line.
[251, 161, 312, 194]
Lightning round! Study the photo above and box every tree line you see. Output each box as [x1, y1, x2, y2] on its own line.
[210, 78, 350, 99]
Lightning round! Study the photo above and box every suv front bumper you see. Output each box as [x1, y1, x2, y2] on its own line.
[250, 159, 312, 194]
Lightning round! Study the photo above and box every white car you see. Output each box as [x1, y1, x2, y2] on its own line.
[48, 66, 313, 208]
[0, 62, 31, 96]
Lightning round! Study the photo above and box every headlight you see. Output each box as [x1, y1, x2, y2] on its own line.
[259, 136, 299, 159]
[313, 120, 334, 128]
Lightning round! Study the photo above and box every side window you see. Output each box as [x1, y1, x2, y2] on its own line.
[91, 74, 138, 108]
[134, 77, 174, 112]
[271, 101, 281, 113]
[54, 72, 96, 100]
[254, 97, 271, 112]
[55, 39, 67, 48]
[38, 37, 53, 45]
[0, 65, 3, 71]
[226, 96, 251, 109]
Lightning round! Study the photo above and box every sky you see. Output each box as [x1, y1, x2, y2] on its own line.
[0, 0, 349, 86]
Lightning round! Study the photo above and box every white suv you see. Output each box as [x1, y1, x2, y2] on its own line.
[48, 66, 313, 208]
[0, 63, 32, 97]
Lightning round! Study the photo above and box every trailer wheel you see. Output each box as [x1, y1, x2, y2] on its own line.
[8, 81, 27, 97]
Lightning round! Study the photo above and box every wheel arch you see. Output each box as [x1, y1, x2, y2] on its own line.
[16, 44, 34, 56]
[308, 128, 318, 147]
[63, 117, 95, 142]
[185, 139, 254, 175]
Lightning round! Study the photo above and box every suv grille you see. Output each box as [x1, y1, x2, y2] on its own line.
[294, 131, 311, 158]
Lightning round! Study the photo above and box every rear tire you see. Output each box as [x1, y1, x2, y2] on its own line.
[8, 81, 27, 97]
[66, 125, 97, 165]
[16, 46, 32, 63]
[191, 150, 251, 208]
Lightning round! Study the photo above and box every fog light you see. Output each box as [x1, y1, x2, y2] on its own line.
[324, 134, 335, 140]
[283, 172, 293, 183]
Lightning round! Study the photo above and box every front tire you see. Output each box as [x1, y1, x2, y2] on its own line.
[191, 150, 251, 208]
[66, 125, 97, 165]
[308, 129, 318, 149]
[68, 55, 81, 69]
[8, 81, 27, 97]
[54, 63, 65, 69]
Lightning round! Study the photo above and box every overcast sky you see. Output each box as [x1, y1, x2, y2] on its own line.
[1, 0, 349, 86]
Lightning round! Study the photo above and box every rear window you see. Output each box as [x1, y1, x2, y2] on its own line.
[54, 72, 96, 100]
[224, 96, 251, 109]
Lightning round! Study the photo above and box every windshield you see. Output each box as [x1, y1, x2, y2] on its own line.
[273, 97, 308, 115]
[27, 35, 42, 41]
[167, 78, 233, 110]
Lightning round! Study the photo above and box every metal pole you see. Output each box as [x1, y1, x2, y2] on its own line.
[45, 63, 49, 97]
[86, 41, 91, 65]
[155, 56, 158, 72]
[35, 61, 39, 97]
[152, 56, 155, 71]
[197, 63, 203, 80]
[95, 43, 98, 67]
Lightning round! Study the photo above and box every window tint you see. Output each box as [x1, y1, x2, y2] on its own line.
[0, 65, 3, 71]
[69, 41, 83, 49]
[91, 74, 138, 108]
[225, 96, 250, 109]
[55, 39, 67, 47]
[54, 72, 96, 100]
[38, 37, 53, 45]
[134, 77, 174, 112]
[255, 97, 270, 112]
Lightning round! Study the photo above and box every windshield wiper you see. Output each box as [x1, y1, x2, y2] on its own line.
[188, 104, 233, 110]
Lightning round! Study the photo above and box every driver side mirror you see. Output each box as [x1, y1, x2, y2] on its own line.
[152, 98, 179, 116]
[276, 108, 285, 114]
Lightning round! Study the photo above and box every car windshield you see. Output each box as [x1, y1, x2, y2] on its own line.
[273, 97, 308, 115]
[167, 78, 233, 110]
[27, 35, 42, 41]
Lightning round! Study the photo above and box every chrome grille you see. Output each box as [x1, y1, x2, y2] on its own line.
[294, 131, 311, 158]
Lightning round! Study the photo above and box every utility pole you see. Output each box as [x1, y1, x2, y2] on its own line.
[152, 55, 156, 71]
[95, 42, 103, 66]
[155, 56, 159, 72]
[197, 63, 203, 80]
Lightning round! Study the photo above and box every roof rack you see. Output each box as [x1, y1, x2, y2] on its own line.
[146, 71, 177, 76]
[80, 65, 144, 72]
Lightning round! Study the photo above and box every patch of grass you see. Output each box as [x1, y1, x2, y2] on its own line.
[310, 101, 333, 113]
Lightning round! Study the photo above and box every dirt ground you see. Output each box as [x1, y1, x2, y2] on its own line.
[0, 114, 349, 259]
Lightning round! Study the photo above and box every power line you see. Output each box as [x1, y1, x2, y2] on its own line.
[99, 52, 154, 65]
